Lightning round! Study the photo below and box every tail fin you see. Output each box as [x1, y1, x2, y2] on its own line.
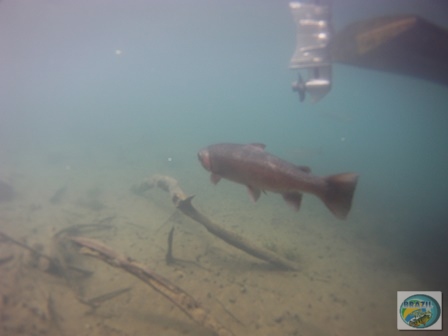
[322, 173, 359, 220]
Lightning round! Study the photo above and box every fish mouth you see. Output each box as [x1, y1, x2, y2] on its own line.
[197, 149, 211, 171]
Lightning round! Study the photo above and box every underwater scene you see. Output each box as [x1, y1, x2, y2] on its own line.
[1, 0, 447, 335]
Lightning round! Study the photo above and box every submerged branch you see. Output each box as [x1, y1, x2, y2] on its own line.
[67, 236, 234, 336]
[133, 174, 299, 271]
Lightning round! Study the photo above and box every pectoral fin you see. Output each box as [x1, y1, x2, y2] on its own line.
[282, 192, 303, 211]
[247, 185, 262, 202]
[210, 173, 221, 185]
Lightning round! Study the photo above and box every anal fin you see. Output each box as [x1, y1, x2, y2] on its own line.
[210, 173, 221, 185]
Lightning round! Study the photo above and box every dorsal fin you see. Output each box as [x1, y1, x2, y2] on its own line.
[296, 165, 311, 173]
[249, 143, 266, 150]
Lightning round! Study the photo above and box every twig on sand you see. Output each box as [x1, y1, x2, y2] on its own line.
[0, 231, 61, 274]
[166, 226, 175, 265]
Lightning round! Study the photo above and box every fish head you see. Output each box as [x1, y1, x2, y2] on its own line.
[197, 148, 212, 172]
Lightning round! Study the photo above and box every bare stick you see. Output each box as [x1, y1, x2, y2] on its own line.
[0, 230, 62, 273]
[166, 226, 175, 265]
[0, 231, 52, 262]
[67, 236, 235, 336]
[86, 287, 132, 307]
[133, 175, 299, 271]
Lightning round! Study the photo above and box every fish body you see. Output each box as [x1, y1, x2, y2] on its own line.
[197, 143, 358, 220]
[409, 312, 431, 327]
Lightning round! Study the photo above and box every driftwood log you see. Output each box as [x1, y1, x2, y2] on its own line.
[132, 175, 299, 271]
[67, 236, 234, 336]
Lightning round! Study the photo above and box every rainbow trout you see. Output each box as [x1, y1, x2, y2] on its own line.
[198, 143, 359, 220]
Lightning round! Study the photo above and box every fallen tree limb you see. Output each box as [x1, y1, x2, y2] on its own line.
[132, 175, 299, 271]
[67, 236, 234, 336]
